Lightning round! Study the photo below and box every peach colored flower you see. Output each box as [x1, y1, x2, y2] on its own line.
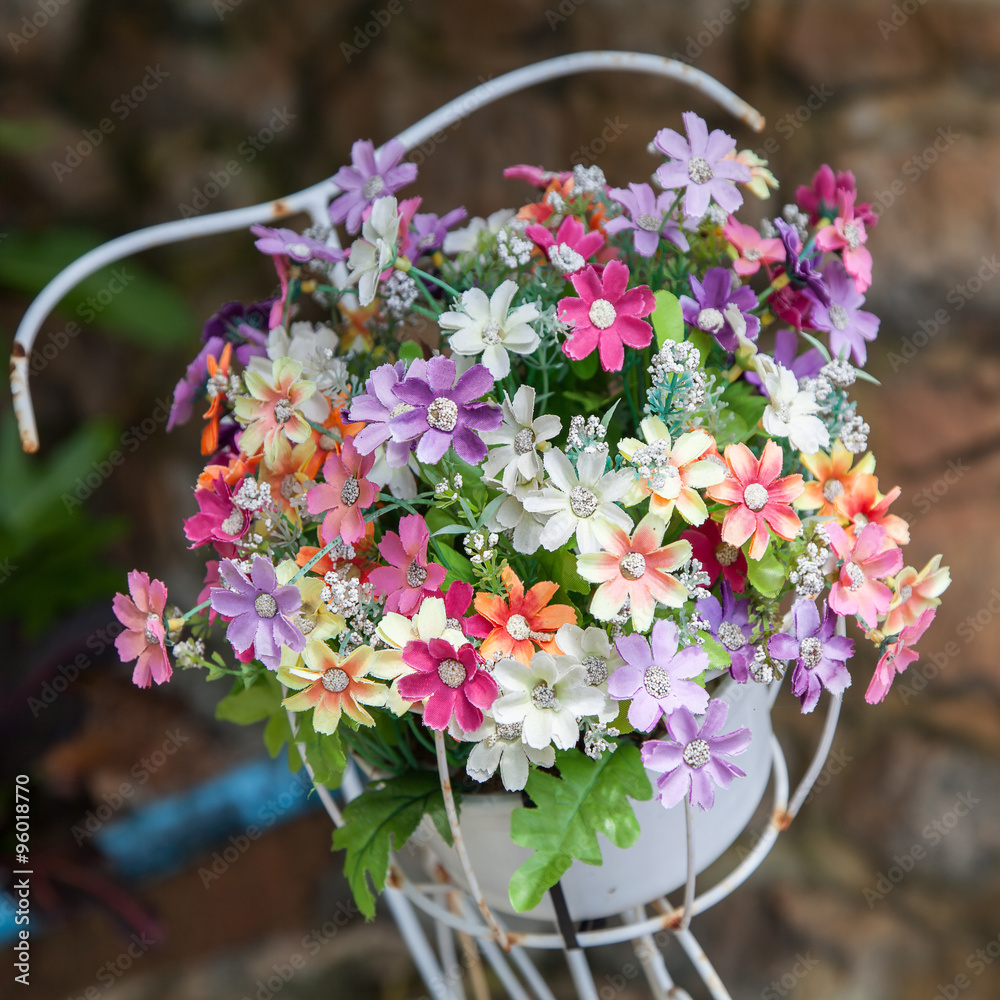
[882, 555, 951, 637]
[234, 357, 316, 465]
[834, 473, 910, 547]
[794, 440, 875, 515]
[825, 522, 902, 629]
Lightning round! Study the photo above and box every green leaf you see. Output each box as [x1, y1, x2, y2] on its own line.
[215, 672, 282, 725]
[701, 636, 732, 674]
[720, 379, 767, 433]
[745, 543, 785, 596]
[797, 328, 832, 363]
[435, 541, 476, 586]
[398, 340, 423, 364]
[264, 711, 293, 758]
[332, 771, 453, 919]
[562, 390, 606, 413]
[569, 353, 599, 381]
[304, 729, 347, 788]
[508, 744, 652, 913]
[651, 290, 684, 347]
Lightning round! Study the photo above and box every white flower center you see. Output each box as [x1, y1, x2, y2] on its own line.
[829, 303, 849, 331]
[799, 636, 823, 668]
[750, 648, 774, 684]
[549, 243, 585, 274]
[481, 319, 502, 345]
[687, 156, 714, 184]
[582, 655, 608, 685]
[717, 621, 746, 651]
[505, 614, 531, 640]
[514, 428, 535, 454]
[743, 483, 768, 511]
[221, 509, 244, 536]
[274, 399, 294, 424]
[427, 397, 458, 432]
[294, 613, 315, 635]
[743, 246, 762, 262]
[286, 242, 312, 260]
[437, 657, 466, 689]
[715, 542, 739, 567]
[144, 612, 160, 645]
[341, 477, 360, 506]
[588, 298, 617, 330]
[636, 213, 661, 232]
[899, 584, 913, 603]
[683, 738, 711, 768]
[844, 561, 865, 591]
[696, 307, 724, 334]
[254, 593, 278, 618]
[644, 665, 671, 700]
[531, 682, 558, 709]
[569, 486, 599, 518]
[321, 667, 349, 692]
[494, 721, 523, 741]
[405, 561, 428, 589]
[822, 478, 845, 502]
[619, 552, 647, 580]
[363, 175, 386, 199]
[390, 402, 415, 418]
[281, 474, 298, 500]
[843, 221, 861, 250]
[854, 513, 869, 529]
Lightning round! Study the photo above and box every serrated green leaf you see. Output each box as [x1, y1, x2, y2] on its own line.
[745, 543, 785, 595]
[701, 636, 732, 673]
[215, 672, 282, 725]
[651, 290, 684, 347]
[332, 771, 453, 919]
[304, 730, 347, 788]
[508, 745, 652, 912]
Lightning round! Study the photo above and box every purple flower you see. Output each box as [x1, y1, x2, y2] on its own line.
[680, 267, 760, 352]
[806, 261, 880, 366]
[201, 299, 272, 345]
[695, 580, 757, 684]
[348, 358, 427, 468]
[604, 182, 690, 257]
[210, 556, 305, 670]
[250, 225, 346, 264]
[640, 700, 752, 810]
[775, 219, 830, 306]
[411, 208, 468, 254]
[653, 112, 750, 220]
[389, 356, 502, 466]
[744, 328, 825, 391]
[768, 599, 854, 713]
[608, 620, 709, 732]
[329, 139, 418, 235]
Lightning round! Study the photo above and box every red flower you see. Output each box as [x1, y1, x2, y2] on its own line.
[681, 518, 748, 593]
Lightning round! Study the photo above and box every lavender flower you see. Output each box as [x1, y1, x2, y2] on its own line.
[250, 225, 346, 264]
[680, 268, 760, 352]
[411, 208, 468, 254]
[348, 359, 428, 469]
[604, 182, 690, 257]
[695, 580, 757, 683]
[806, 261, 880, 366]
[389, 356, 502, 465]
[744, 328, 824, 391]
[329, 139, 417, 235]
[653, 112, 750, 220]
[768, 599, 854, 713]
[640, 700, 752, 810]
[775, 219, 830, 306]
[210, 556, 305, 670]
[608, 620, 709, 732]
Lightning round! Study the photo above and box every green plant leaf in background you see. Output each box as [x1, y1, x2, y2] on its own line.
[651, 290, 684, 347]
[745, 543, 785, 595]
[215, 671, 283, 725]
[508, 743, 652, 912]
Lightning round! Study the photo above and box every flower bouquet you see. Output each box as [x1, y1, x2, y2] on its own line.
[114, 112, 951, 919]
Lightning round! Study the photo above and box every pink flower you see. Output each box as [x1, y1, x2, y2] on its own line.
[825, 522, 903, 629]
[183, 474, 251, 548]
[815, 191, 872, 293]
[722, 215, 784, 277]
[113, 571, 172, 688]
[396, 638, 498, 732]
[524, 215, 605, 276]
[866, 608, 936, 704]
[577, 515, 691, 633]
[306, 437, 377, 546]
[706, 440, 804, 561]
[556, 261, 655, 372]
[882, 555, 951, 637]
[368, 513, 447, 614]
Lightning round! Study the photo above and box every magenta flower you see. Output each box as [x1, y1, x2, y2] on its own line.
[768, 600, 855, 713]
[826, 522, 903, 629]
[396, 638, 498, 732]
[795, 165, 877, 229]
[653, 112, 750, 219]
[502, 163, 572, 188]
[680, 267, 760, 352]
[349, 358, 427, 468]
[556, 260, 655, 372]
[329, 138, 417, 234]
[524, 215, 605, 275]
[866, 607, 936, 705]
[722, 215, 784, 277]
[184, 474, 251, 548]
[608, 620, 709, 732]
[815, 191, 872, 293]
[307, 437, 377, 547]
[640, 700, 752, 811]
[368, 513, 447, 614]
[389, 355, 502, 466]
[605, 182, 690, 257]
[250, 225, 346, 264]
[210, 556, 305, 670]
[113, 571, 172, 688]
[806, 262, 880, 366]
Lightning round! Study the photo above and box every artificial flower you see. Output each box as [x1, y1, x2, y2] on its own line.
[724, 149, 778, 200]
[722, 215, 783, 276]
[345, 195, 400, 306]
[460, 713, 555, 792]
[806, 261, 880, 366]
[329, 138, 417, 234]
[113, 571, 173, 688]
[882, 555, 951, 637]
[794, 440, 875, 515]
[815, 191, 872, 293]
[486, 478, 548, 555]
[183, 473, 252, 548]
[680, 267, 760, 352]
[250, 225, 345, 264]
[695, 580, 758, 683]
[605, 182, 690, 256]
[306, 437, 377, 547]
[481, 385, 562, 492]
[234, 357, 316, 466]
[367, 513, 447, 614]
[825, 521, 903, 628]
[775, 218, 829, 308]
[411, 207, 468, 254]
[525, 214, 605, 275]
[757, 355, 830, 454]
[833, 473, 910, 547]
[865, 608, 936, 704]
[349, 359, 427, 468]
[681, 518, 748, 594]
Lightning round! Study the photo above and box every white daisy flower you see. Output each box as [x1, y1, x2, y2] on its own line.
[552, 623, 622, 723]
[439, 280, 540, 379]
[481, 385, 562, 492]
[522, 448, 633, 553]
[453, 712, 555, 792]
[442, 209, 515, 257]
[487, 476, 548, 555]
[757, 355, 830, 454]
[345, 196, 399, 306]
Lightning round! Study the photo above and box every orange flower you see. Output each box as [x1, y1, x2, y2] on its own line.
[834, 473, 910, 547]
[196, 453, 260, 492]
[517, 176, 575, 225]
[259, 438, 322, 518]
[338, 301, 379, 354]
[794, 440, 875, 515]
[473, 566, 577, 665]
[200, 342, 233, 456]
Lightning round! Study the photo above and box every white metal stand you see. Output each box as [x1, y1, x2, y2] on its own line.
[10, 48, 846, 999]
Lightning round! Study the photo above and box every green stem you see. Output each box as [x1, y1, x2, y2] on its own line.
[180, 599, 212, 622]
[403, 263, 461, 301]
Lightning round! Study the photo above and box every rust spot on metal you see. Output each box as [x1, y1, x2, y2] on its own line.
[386, 865, 404, 889]
[271, 198, 292, 218]
[11, 342, 25, 358]
[773, 807, 793, 831]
